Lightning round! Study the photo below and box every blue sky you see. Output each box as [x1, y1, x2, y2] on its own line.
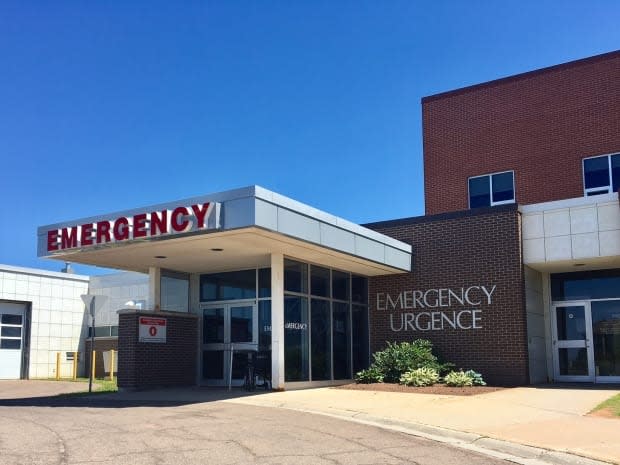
[1, 1, 619, 275]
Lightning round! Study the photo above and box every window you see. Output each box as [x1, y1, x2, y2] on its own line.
[468, 171, 515, 208]
[583, 153, 620, 196]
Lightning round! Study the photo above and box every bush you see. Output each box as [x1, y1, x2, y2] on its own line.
[464, 370, 487, 386]
[400, 367, 439, 387]
[355, 367, 384, 384]
[444, 370, 474, 387]
[371, 340, 449, 383]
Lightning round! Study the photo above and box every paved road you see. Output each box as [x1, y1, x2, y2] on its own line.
[0, 397, 510, 465]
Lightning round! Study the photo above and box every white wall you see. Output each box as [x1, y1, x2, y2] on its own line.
[0, 265, 89, 379]
[89, 271, 148, 326]
[524, 266, 547, 384]
[522, 193, 620, 265]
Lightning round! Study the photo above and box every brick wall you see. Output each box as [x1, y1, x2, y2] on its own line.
[423, 51, 620, 215]
[117, 310, 198, 389]
[366, 205, 528, 386]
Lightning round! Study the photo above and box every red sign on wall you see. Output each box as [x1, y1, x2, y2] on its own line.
[138, 317, 167, 343]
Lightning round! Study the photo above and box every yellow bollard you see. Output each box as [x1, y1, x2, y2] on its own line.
[72, 351, 78, 380]
[91, 350, 96, 380]
[110, 350, 115, 382]
[55, 352, 61, 380]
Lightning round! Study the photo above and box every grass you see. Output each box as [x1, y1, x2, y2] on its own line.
[43, 377, 118, 394]
[591, 393, 620, 417]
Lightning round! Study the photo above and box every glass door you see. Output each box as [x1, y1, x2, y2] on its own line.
[552, 302, 594, 381]
[202, 302, 257, 386]
[591, 300, 620, 383]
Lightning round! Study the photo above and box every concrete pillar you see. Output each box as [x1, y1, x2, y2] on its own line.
[148, 267, 161, 311]
[271, 253, 285, 389]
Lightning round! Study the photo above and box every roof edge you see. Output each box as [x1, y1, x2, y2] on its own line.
[422, 49, 620, 104]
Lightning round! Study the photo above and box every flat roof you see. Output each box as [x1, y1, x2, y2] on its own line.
[38, 186, 412, 276]
[0, 263, 90, 281]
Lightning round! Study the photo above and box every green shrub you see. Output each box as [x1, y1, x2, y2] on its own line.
[444, 370, 473, 387]
[464, 370, 487, 386]
[355, 367, 384, 384]
[371, 340, 447, 383]
[400, 367, 439, 386]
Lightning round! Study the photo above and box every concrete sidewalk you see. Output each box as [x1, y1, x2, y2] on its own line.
[226, 385, 620, 465]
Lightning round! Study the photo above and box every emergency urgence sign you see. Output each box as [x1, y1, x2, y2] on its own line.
[139, 317, 167, 343]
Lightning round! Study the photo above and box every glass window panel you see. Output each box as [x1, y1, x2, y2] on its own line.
[203, 308, 225, 343]
[111, 326, 119, 337]
[469, 176, 491, 208]
[161, 275, 189, 312]
[332, 302, 351, 379]
[230, 306, 253, 343]
[559, 348, 589, 376]
[284, 260, 308, 294]
[551, 270, 620, 301]
[258, 300, 271, 351]
[352, 305, 369, 374]
[591, 300, 620, 377]
[612, 154, 620, 193]
[584, 156, 610, 190]
[202, 350, 223, 379]
[94, 326, 110, 337]
[258, 268, 271, 298]
[232, 352, 250, 379]
[1, 326, 21, 338]
[284, 296, 309, 381]
[332, 271, 349, 301]
[556, 306, 586, 340]
[311, 299, 331, 380]
[0, 339, 21, 349]
[1, 314, 22, 325]
[200, 270, 256, 302]
[311, 266, 330, 297]
[351, 276, 368, 304]
[491, 172, 514, 202]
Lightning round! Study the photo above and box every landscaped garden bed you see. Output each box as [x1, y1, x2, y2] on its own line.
[345, 339, 505, 396]
[335, 382, 505, 396]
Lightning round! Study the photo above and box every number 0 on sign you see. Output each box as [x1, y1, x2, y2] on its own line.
[139, 317, 167, 343]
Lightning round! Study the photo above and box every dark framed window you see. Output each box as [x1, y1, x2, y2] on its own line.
[468, 171, 515, 208]
[200, 270, 256, 302]
[583, 153, 620, 196]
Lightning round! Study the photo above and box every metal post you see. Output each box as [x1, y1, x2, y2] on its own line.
[55, 352, 61, 380]
[110, 349, 115, 382]
[72, 351, 78, 380]
[228, 344, 234, 391]
[89, 300, 95, 393]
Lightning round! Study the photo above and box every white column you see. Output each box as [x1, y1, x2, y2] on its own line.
[148, 266, 161, 311]
[271, 253, 285, 389]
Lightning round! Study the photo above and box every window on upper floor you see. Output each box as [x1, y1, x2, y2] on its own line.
[583, 153, 620, 196]
[468, 171, 515, 208]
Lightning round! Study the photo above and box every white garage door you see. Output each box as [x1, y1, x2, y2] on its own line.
[0, 302, 26, 379]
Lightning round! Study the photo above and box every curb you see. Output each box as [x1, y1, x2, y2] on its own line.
[259, 403, 613, 465]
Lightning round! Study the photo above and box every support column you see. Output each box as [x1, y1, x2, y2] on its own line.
[271, 253, 285, 389]
[148, 267, 161, 311]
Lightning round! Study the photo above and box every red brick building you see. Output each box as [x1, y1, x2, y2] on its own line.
[423, 50, 620, 214]
[37, 51, 620, 389]
[366, 50, 620, 385]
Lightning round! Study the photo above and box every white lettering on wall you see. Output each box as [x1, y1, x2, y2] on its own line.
[379, 285, 495, 332]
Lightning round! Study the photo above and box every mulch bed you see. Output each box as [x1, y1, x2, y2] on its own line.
[334, 382, 506, 396]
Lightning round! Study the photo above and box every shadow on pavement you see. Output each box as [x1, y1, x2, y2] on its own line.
[0, 387, 271, 409]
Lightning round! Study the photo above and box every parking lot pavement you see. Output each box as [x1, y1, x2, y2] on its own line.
[0, 380, 93, 399]
[0, 387, 512, 465]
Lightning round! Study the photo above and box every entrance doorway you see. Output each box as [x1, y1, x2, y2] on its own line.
[552, 300, 620, 383]
[201, 302, 257, 386]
